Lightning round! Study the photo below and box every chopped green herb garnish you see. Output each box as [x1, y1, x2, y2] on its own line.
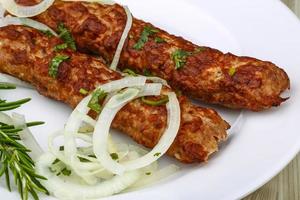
[40, 29, 54, 37]
[228, 67, 236, 76]
[61, 168, 72, 176]
[110, 153, 119, 160]
[143, 69, 152, 76]
[154, 152, 161, 157]
[59, 146, 64, 151]
[57, 23, 76, 50]
[78, 156, 90, 163]
[52, 159, 60, 165]
[154, 37, 166, 43]
[88, 154, 97, 158]
[78, 155, 96, 163]
[171, 49, 191, 70]
[54, 43, 68, 51]
[145, 172, 151, 175]
[133, 26, 159, 50]
[79, 88, 89, 95]
[50, 159, 72, 176]
[142, 96, 169, 106]
[49, 55, 70, 78]
[88, 89, 107, 113]
[123, 69, 138, 76]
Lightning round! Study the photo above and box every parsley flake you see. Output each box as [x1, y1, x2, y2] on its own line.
[79, 88, 89, 95]
[54, 43, 68, 51]
[228, 67, 236, 76]
[171, 49, 191, 70]
[145, 172, 152, 175]
[110, 153, 119, 160]
[154, 37, 166, 43]
[57, 23, 76, 50]
[61, 168, 72, 176]
[154, 152, 161, 157]
[133, 26, 159, 50]
[88, 89, 107, 113]
[49, 55, 70, 78]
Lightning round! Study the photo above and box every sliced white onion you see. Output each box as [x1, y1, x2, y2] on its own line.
[137, 83, 162, 97]
[0, 73, 34, 89]
[11, 113, 44, 161]
[227, 111, 244, 135]
[110, 6, 132, 70]
[93, 92, 180, 175]
[93, 88, 141, 174]
[0, 16, 58, 36]
[42, 76, 180, 198]
[147, 76, 170, 87]
[122, 92, 180, 170]
[0, 112, 13, 125]
[0, 0, 55, 17]
[35, 153, 141, 200]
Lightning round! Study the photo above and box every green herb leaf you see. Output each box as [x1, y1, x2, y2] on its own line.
[61, 168, 72, 176]
[52, 159, 60, 165]
[171, 49, 191, 70]
[54, 43, 68, 52]
[228, 67, 236, 76]
[154, 152, 161, 157]
[79, 88, 89, 95]
[145, 172, 151, 175]
[49, 55, 70, 78]
[40, 29, 54, 37]
[133, 26, 159, 50]
[154, 37, 166, 43]
[141, 96, 169, 106]
[57, 23, 76, 51]
[110, 153, 119, 160]
[88, 89, 107, 113]
[123, 69, 138, 77]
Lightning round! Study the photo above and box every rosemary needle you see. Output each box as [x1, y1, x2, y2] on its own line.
[0, 82, 48, 200]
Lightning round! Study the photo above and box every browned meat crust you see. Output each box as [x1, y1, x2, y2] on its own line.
[24, 0, 291, 111]
[0, 25, 229, 163]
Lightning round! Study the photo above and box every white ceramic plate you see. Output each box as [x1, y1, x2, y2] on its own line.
[1, 0, 300, 199]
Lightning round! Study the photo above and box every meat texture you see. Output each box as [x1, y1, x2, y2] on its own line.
[0, 25, 229, 163]
[27, 0, 291, 111]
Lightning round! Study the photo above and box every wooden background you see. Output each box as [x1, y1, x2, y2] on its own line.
[244, 1, 300, 199]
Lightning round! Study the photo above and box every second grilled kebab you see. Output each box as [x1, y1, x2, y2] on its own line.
[27, 0, 291, 111]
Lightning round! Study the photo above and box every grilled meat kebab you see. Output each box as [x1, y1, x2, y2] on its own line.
[25, 0, 291, 111]
[0, 25, 229, 163]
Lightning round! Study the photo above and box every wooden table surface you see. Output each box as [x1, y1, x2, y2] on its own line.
[244, 1, 300, 199]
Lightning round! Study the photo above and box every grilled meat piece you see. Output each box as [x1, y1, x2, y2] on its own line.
[27, 0, 291, 111]
[0, 25, 229, 163]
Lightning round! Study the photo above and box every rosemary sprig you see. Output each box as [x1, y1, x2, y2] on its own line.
[0, 82, 48, 200]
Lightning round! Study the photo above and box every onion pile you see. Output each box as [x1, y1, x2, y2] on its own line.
[33, 77, 180, 199]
